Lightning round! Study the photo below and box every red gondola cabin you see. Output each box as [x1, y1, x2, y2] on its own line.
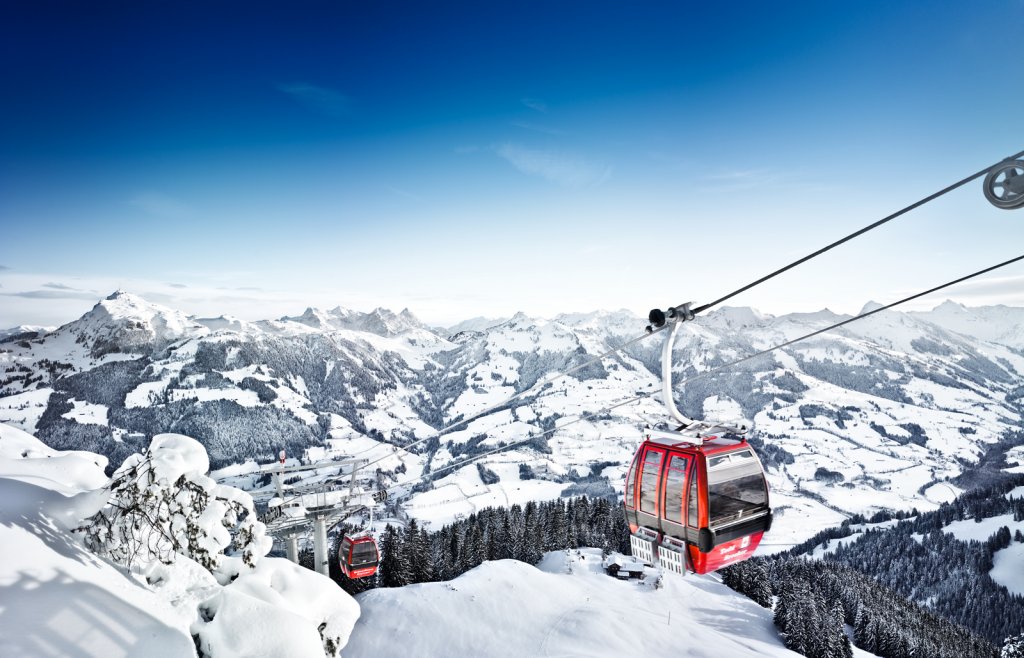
[339, 535, 379, 579]
[624, 430, 771, 574]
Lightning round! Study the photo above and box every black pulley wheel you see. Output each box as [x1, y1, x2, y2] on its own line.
[983, 160, 1024, 209]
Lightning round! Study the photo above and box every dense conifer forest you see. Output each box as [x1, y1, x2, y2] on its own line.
[723, 474, 1024, 657]
[327, 496, 631, 595]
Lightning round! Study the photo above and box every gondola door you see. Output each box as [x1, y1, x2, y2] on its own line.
[659, 453, 692, 540]
[636, 445, 667, 531]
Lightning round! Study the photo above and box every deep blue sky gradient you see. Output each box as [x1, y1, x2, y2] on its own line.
[2, 1, 1023, 325]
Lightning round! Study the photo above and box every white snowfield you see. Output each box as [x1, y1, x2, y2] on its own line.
[1006, 447, 1024, 475]
[0, 424, 360, 658]
[991, 542, 1024, 596]
[347, 548, 801, 658]
[941, 513, 1024, 544]
[942, 511, 1024, 597]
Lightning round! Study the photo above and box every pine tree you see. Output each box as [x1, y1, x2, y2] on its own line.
[378, 525, 407, 588]
[523, 501, 543, 564]
[404, 519, 432, 584]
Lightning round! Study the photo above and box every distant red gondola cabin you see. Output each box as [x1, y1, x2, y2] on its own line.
[339, 535, 379, 579]
[624, 430, 771, 574]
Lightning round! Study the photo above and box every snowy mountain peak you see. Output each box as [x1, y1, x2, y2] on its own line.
[859, 300, 886, 314]
[935, 300, 968, 313]
[705, 306, 768, 330]
[0, 325, 52, 342]
[443, 316, 509, 336]
[285, 307, 337, 330]
[61, 291, 205, 358]
[194, 314, 254, 334]
[398, 308, 421, 325]
[783, 308, 849, 325]
[506, 311, 533, 327]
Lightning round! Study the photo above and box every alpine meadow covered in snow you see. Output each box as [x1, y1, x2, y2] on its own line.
[3, 1, 1024, 657]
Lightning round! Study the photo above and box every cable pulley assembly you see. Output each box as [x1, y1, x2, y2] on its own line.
[984, 159, 1024, 209]
[646, 302, 695, 332]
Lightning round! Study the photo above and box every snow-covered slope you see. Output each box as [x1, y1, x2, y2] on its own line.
[0, 423, 195, 657]
[347, 548, 805, 658]
[0, 423, 362, 658]
[910, 300, 1024, 350]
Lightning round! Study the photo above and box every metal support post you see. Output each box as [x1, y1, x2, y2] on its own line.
[286, 534, 299, 564]
[313, 515, 329, 576]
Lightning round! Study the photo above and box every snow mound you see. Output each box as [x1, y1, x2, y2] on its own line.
[0, 422, 108, 496]
[137, 433, 211, 484]
[1, 427, 361, 658]
[0, 463, 194, 657]
[347, 548, 799, 657]
[194, 558, 361, 658]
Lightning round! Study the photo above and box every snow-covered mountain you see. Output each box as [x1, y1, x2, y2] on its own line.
[0, 325, 53, 342]
[1, 292, 1022, 550]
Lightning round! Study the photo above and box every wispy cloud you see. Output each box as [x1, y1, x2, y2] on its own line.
[521, 97, 547, 113]
[495, 143, 611, 188]
[2, 290, 100, 301]
[279, 82, 351, 117]
[0, 265, 11, 271]
[168, 282, 188, 289]
[510, 120, 565, 136]
[385, 186, 424, 203]
[42, 282, 77, 291]
[128, 192, 191, 219]
[140, 291, 179, 304]
[936, 273, 1024, 301]
[697, 167, 825, 193]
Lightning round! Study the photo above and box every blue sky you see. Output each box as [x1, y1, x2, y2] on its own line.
[2, 1, 1023, 327]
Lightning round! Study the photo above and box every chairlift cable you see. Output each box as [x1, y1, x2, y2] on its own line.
[354, 151, 1024, 474]
[687, 149, 1024, 315]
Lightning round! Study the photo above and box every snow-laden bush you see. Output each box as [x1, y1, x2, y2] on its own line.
[79, 433, 271, 574]
[192, 557, 361, 658]
[1004, 634, 1024, 658]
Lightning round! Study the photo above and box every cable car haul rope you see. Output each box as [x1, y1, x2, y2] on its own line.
[279, 149, 1024, 577]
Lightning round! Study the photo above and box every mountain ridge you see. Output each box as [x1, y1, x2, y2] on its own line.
[1, 291, 1022, 551]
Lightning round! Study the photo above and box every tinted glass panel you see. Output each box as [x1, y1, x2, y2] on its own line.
[707, 449, 768, 526]
[663, 455, 688, 524]
[624, 452, 640, 509]
[351, 542, 378, 567]
[639, 450, 662, 514]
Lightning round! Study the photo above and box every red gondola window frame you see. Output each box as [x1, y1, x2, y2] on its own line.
[639, 447, 665, 515]
[662, 454, 690, 524]
[624, 451, 641, 510]
[687, 463, 700, 528]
